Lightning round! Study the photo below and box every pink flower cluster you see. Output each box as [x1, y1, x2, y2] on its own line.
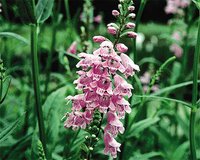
[170, 31, 183, 57]
[0, 3, 2, 13]
[64, 39, 139, 158]
[139, 72, 159, 93]
[165, 0, 190, 14]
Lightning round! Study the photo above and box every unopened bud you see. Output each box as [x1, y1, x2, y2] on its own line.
[127, 31, 137, 38]
[116, 43, 128, 53]
[108, 26, 117, 35]
[93, 36, 106, 43]
[112, 10, 120, 17]
[129, 13, 136, 18]
[118, 4, 122, 9]
[89, 147, 93, 151]
[128, 6, 135, 11]
[126, 22, 135, 29]
[121, 31, 137, 38]
[107, 23, 119, 29]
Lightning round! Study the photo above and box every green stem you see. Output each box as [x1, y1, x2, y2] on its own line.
[64, 0, 71, 26]
[30, 24, 46, 154]
[189, 10, 200, 160]
[44, 20, 57, 96]
[133, 0, 148, 62]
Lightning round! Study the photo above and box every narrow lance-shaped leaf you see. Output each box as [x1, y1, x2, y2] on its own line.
[0, 32, 30, 45]
[0, 112, 26, 143]
[126, 117, 160, 139]
[0, 76, 11, 104]
[36, 0, 54, 23]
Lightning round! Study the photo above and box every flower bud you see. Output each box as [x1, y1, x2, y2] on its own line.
[116, 43, 128, 53]
[108, 27, 117, 35]
[119, 0, 124, 3]
[93, 36, 106, 43]
[107, 23, 119, 29]
[127, 31, 137, 38]
[89, 147, 93, 151]
[128, 6, 135, 11]
[128, 13, 136, 18]
[118, 4, 122, 9]
[126, 22, 135, 29]
[121, 31, 137, 38]
[112, 10, 120, 17]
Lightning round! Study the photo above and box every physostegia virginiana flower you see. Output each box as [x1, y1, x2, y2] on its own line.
[62, 0, 139, 158]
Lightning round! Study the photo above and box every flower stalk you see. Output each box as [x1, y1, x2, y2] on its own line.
[30, 24, 46, 154]
[189, 9, 200, 160]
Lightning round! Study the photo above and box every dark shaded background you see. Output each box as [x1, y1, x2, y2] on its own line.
[1, 0, 172, 24]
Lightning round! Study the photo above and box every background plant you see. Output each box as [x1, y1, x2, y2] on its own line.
[0, 0, 199, 159]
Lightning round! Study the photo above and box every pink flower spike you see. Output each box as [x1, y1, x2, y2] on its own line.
[103, 132, 121, 158]
[112, 10, 120, 17]
[108, 26, 117, 35]
[128, 6, 135, 11]
[67, 41, 77, 55]
[93, 36, 106, 43]
[127, 31, 137, 38]
[116, 43, 128, 53]
[126, 22, 135, 29]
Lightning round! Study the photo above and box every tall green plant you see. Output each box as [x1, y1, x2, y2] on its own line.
[189, 3, 200, 159]
[16, 0, 54, 156]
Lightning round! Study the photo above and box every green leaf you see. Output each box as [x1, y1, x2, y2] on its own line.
[0, 32, 30, 45]
[16, 0, 37, 25]
[170, 62, 181, 85]
[126, 117, 160, 139]
[138, 57, 162, 66]
[171, 141, 190, 160]
[134, 95, 192, 108]
[0, 76, 11, 104]
[131, 151, 163, 160]
[31, 86, 68, 159]
[192, 0, 200, 10]
[36, 0, 54, 23]
[2, 133, 33, 159]
[0, 112, 26, 143]
[151, 80, 200, 96]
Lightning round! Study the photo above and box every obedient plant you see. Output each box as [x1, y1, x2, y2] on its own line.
[164, 0, 191, 58]
[63, 0, 139, 159]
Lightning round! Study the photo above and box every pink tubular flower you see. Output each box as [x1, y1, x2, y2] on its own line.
[67, 41, 77, 55]
[116, 43, 128, 53]
[120, 53, 140, 78]
[126, 22, 135, 29]
[127, 31, 137, 38]
[93, 36, 106, 43]
[103, 132, 121, 159]
[112, 10, 120, 17]
[108, 27, 117, 35]
[113, 74, 133, 98]
[104, 111, 125, 137]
